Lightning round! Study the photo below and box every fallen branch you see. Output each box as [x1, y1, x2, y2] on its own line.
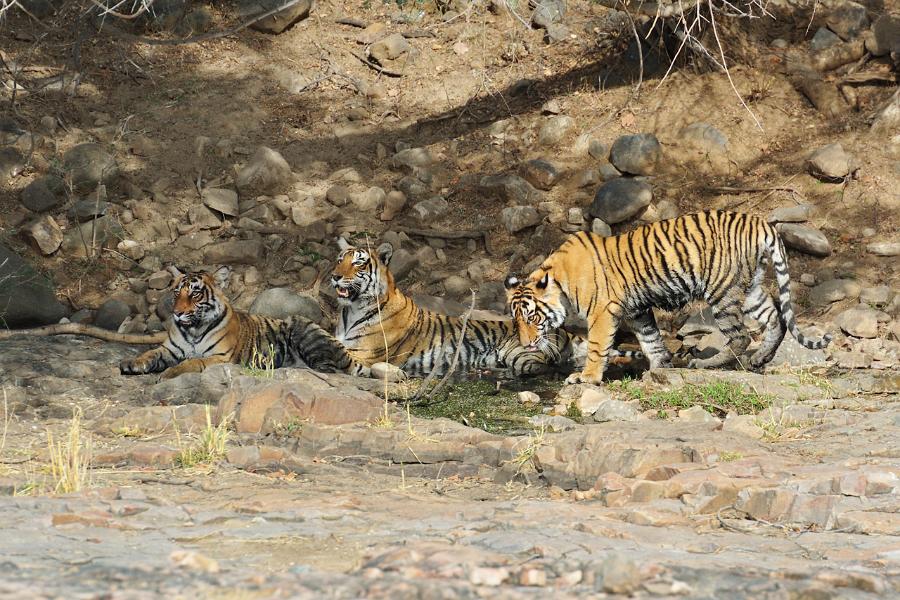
[393, 226, 495, 255]
[335, 17, 367, 28]
[703, 185, 805, 198]
[0, 323, 166, 344]
[349, 49, 405, 77]
[840, 71, 898, 85]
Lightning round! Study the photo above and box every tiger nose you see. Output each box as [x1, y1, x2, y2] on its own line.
[331, 274, 342, 283]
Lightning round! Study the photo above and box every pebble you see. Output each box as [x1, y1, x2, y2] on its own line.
[859, 286, 891, 307]
[202, 188, 239, 217]
[807, 143, 855, 180]
[591, 218, 612, 236]
[768, 205, 812, 224]
[834, 306, 880, 338]
[520, 158, 560, 190]
[20, 175, 66, 213]
[593, 399, 640, 422]
[825, 0, 870, 40]
[809, 278, 861, 305]
[538, 115, 574, 146]
[411, 196, 449, 222]
[501, 206, 541, 234]
[866, 242, 900, 257]
[22, 216, 63, 255]
[776, 224, 832, 257]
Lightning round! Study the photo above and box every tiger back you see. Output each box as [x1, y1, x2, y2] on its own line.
[120, 267, 368, 379]
[506, 210, 831, 385]
[330, 239, 581, 378]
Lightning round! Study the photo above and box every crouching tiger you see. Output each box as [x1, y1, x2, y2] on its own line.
[120, 267, 369, 380]
[505, 210, 831, 385]
[330, 238, 640, 378]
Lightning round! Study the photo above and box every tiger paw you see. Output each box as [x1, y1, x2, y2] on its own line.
[565, 371, 603, 386]
[159, 362, 203, 380]
[119, 358, 148, 375]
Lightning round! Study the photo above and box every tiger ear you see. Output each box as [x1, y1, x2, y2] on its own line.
[376, 242, 393, 266]
[211, 265, 231, 289]
[337, 237, 352, 251]
[504, 275, 521, 290]
[536, 273, 550, 289]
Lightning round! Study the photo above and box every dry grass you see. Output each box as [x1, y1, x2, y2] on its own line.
[175, 406, 231, 468]
[46, 408, 92, 494]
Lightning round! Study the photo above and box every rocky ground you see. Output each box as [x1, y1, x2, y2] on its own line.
[1, 0, 899, 597]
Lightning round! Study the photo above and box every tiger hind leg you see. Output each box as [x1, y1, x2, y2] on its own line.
[743, 283, 786, 369]
[289, 317, 359, 374]
[625, 311, 672, 369]
[689, 290, 751, 369]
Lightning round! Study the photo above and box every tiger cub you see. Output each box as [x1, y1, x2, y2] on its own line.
[330, 239, 638, 378]
[120, 267, 369, 380]
[505, 210, 831, 385]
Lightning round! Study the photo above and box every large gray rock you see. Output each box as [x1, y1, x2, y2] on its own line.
[537, 115, 574, 146]
[202, 188, 239, 217]
[0, 245, 68, 327]
[95, 299, 131, 331]
[62, 143, 119, 192]
[21, 215, 63, 255]
[609, 133, 662, 175]
[479, 174, 541, 205]
[825, 1, 869, 41]
[236, 146, 292, 195]
[240, 0, 312, 34]
[589, 178, 652, 224]
[501, 206, 541, 234]
[519, 159, 560, 190]
[810, 27, 841, 51]
[249, 288, 322, 322]
[808, 278, 860, 305]
[21, 175, 66, 212]
[834, 306, 879, 338]
[411, 196, 449, 222]
[531, 0, 565, 28]
[61, 216, 125, 257]
[369, 33, 412, 64]
[776, 224, 832, 257]
[866, 242, 900, 257]
[868, 15, 900, 57]
[0, 147, 25, 179]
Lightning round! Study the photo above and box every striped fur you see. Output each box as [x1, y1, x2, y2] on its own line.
[330, 239, 607, 378]
[120, 268, 368, 380]
[505, 210, 832, 385]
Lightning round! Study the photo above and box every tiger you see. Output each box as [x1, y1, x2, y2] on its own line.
[119, 266, 369, 380]
[330, 238, 640, 378]
[505, 210, 832, 386]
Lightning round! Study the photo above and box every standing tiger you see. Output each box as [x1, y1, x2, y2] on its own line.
[330, 239, 640, 378]
[505, 210, 832, 385]
[120, 267, 369, 380]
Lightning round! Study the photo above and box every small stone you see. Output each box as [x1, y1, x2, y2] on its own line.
[541, 99, 561, 114]
[246, 0, 311, 34]
[520, 159, 560, 190]
[188, 204, 223, 229]
[593, 399, 640, 422]
[519, 568, 548, 586]
[588, 140, 608, 159]
[369, 33, 412, 64]
[202, 188, 239, 217]
[326, 185, 351, 206]
[810, 27, 841, 51]
[391, 147, 432, 171]
[678, 405, 720, 423]
[609, 133, 662, 175]
[768, 205, 813, 223]
[469, 567, 509, 587]
[501, 206, 541, 233]
[250, 288, 321, 322]
[532, 0, 565, 28]
[576, 386, 611, 416]
[807, 143, 855, 180]
[22, 215, 63, 255]
[529, 414, 577, 432]
[590, 178, 652, 224]
[371, 362, 405, 382]
[68, 197, 109, 222]
[800, 273, 816, 286]
[835, 306, 880, 338]
[518, 391, 540, 404]
[95, 299, 131, 331]
[599, 555, 642, 594]
[866, 242, 900, 257]
[203, 240, 264, 265]
[148, 270, 173, 290]
[21, 175, 66, 212]
[869, 15, 900, 57]
[591, 218, 612, 236]
[771, 38, 789, 49]
[809, 279, 860, 305]
[352, 186, 386, 212]
[236, 146, 293, 195]
[677, 122, 728, 156]
[116, 239, 145, 261]
[722, 414, 765, 439]
[566, 207, 585, 226]
[381, 190, 407, 221]
[777, 224, 832, 257]
[538, 115, 574, 146]
[411, 196, 449, 222]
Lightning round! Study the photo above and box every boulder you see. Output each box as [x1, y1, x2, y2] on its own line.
[0, 245, 68, 327]
[249, 288, 322, 322]
[609, 133, 662, 175]
[590, 178, 652, 224]
[236, 146, 293, 195]
[776, 224, 832, 257]
[62, 143, 119, 192]
[21, 175, 66, 212]
[501, 206, 541, 234]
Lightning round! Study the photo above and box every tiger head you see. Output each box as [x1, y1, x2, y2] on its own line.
[168, 266, 230, 329]
[331, 238, 395, 306]
[505, 269, 567, 353]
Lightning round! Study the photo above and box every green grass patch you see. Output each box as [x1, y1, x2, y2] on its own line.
[408, 378, 564, 434]
[640, 382, 773, 418]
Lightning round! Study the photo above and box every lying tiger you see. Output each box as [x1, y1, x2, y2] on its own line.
[506, 210, 832, 385]
[117, 267, 370, 380]
[330, 238, 639, 378]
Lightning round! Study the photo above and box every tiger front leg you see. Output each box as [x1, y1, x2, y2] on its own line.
[566, 310, 618, 385]
[120, 346, 178, 375]
[159, 355, 230, 380]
